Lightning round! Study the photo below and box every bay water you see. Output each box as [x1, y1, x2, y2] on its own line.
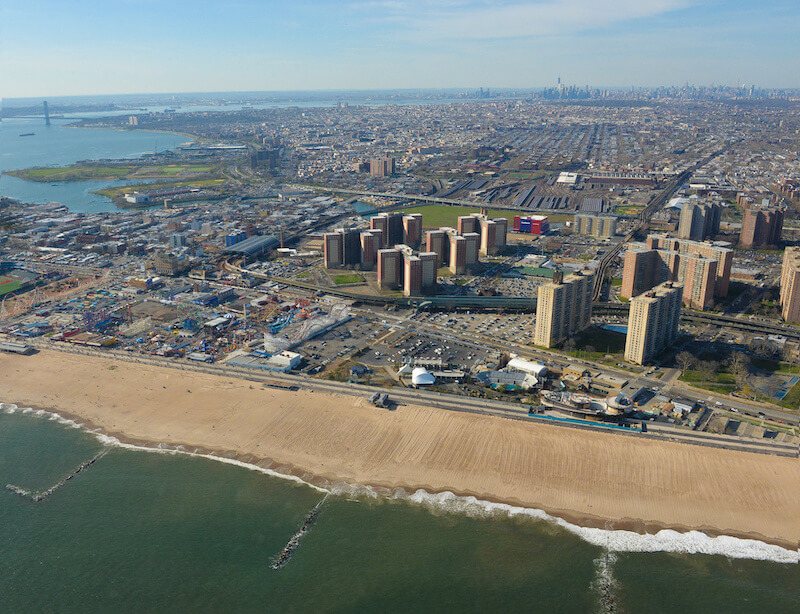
[0, 117, 188, 212]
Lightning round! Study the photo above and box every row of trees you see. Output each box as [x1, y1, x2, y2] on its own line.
[676, 350, 751, 388]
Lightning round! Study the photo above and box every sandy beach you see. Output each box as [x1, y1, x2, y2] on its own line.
[1, 349, 799, 548]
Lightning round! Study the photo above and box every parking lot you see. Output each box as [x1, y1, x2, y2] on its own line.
[412, 311, 538, 347]
[293, 315, 386, 372]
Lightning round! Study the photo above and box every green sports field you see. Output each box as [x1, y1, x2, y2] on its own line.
[0, 276, 22, 296]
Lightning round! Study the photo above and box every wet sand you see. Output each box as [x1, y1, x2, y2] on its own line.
[1, 349, 798, 548]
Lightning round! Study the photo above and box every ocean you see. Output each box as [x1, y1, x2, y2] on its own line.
[2, 404, 798, 613]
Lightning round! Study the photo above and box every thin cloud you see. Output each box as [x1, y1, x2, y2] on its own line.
[357, 0, 695, 39]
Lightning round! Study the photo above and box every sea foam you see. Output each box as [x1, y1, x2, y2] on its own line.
[2, 402, 797, 564]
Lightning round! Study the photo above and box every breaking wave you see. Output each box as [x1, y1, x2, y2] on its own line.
[2, 402, 797, 564]
[326, 486, 799, 564]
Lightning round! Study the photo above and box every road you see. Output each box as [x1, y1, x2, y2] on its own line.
[366, 310, 800, 426]
[19, 337, 797, 457]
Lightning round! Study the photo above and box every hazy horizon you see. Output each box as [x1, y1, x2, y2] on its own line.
[3, 83, 799, 109]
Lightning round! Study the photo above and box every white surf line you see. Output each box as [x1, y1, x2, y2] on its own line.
[270, 493, 331, 570]
[593, 520, 619, 613]
[4, 402, 798, 563]
[1, 401, 329, 494]
[5, 448, 110, 502]
[328, 485, 800, 564]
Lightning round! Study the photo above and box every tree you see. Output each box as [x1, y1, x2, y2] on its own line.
[675, 351, 697, 372]
[698, 360, 718, 381]
[563, 338, 576, 353]
[729, 352, 751, 389]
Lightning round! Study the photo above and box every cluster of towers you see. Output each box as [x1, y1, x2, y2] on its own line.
[322, 210, 508, 296]
[620, 234, 733, 311]
[740, 202, 783, 249]
[677, 201, 721, 241]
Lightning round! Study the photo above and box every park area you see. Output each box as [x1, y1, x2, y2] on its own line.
[676, 347, 800, 410]
[6, 163, 219, 183]
[561, 326, 630, 368]
[333, 274, 365, 285]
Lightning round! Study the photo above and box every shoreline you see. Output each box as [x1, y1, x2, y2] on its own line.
[1, 350, 799, 556]
[3, 401, 798, 558]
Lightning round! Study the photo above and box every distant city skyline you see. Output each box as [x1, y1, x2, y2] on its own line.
[1, 0, 799, 98]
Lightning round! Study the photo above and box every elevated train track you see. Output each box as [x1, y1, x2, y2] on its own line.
[594, 303, 800, 340]
[591, 146, 734, 302]
[591, 170, 691, 301]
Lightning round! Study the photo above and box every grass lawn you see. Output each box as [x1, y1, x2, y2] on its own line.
[11, 165, 135, 181]
[136, 164, 216, 177]
[750, 357, 800, 374]
[92, 177, 226, 199]
[615, 206, 646, 216]
[172, 178, 226, 188]
[401, 204, 572, 229]
[697, 383, 738, 394]
[8, 163, 219, 183]
[610, 277, 623, 287]
[778, 382, 800, 410]
[333, 274, 365, 285]
[679, 369, 736, 385]
[572, 326, 627, 354]
[0, 276, 22, 296]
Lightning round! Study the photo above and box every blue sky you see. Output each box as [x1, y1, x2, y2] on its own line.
[1, 0, 798, 97]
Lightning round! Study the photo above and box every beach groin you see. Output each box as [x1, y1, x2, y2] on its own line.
[2, 349, 800, 552]
[271, 493, 329, 569]
[6, 448, 109, 502]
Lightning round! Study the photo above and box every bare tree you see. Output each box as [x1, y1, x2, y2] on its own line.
[698, 360, 718, 381]
[563, 338, 576, 353]
[729, 352, 751, 388]
[675, 351, 697, 372]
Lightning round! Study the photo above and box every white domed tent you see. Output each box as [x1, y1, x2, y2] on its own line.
[411, 367, 436, 387]
[506, 358, 548, 378]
